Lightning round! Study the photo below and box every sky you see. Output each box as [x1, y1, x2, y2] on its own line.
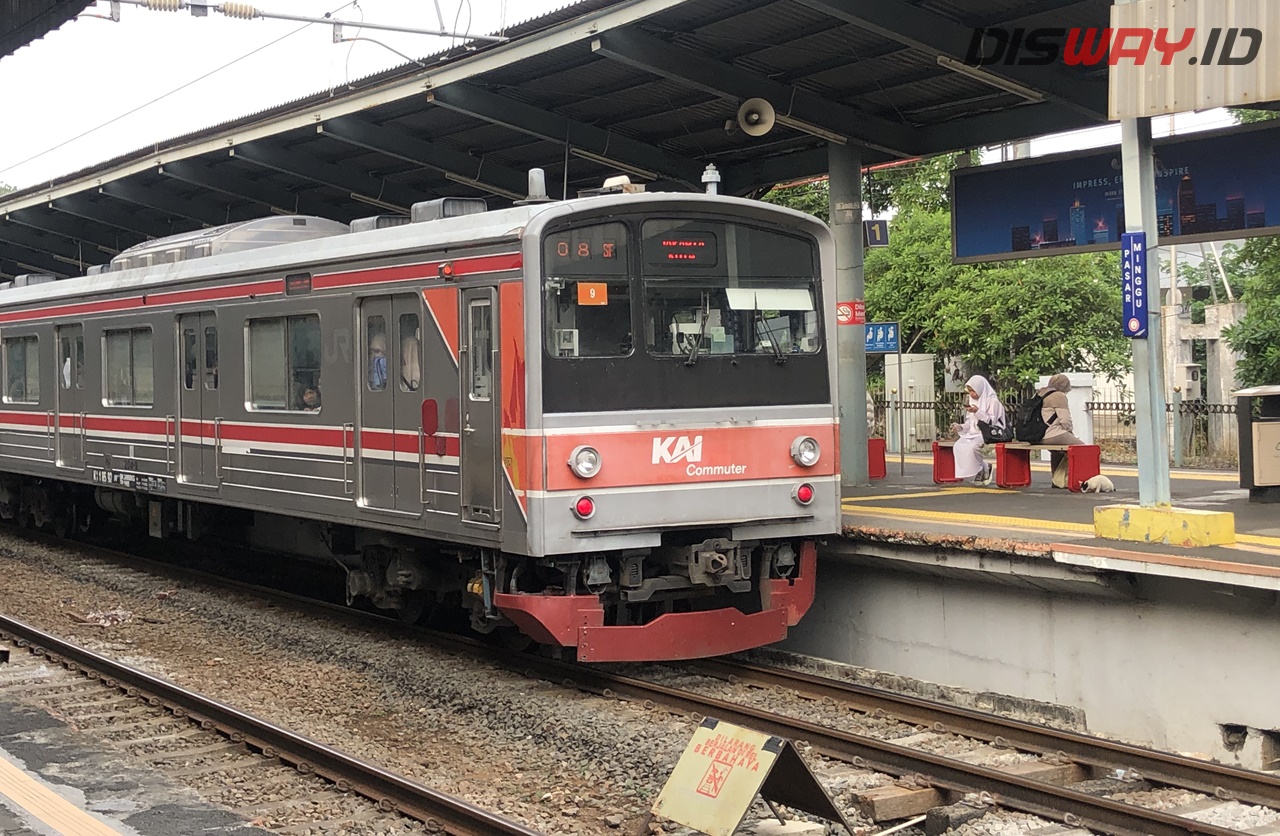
[0, 1, 1245, 193]
[0, 0, 573, 189]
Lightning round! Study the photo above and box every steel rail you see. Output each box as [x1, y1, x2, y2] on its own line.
[0, 615, 542, 836]
[431, 639, 1253, 836]
[689, 658, 1280, 809]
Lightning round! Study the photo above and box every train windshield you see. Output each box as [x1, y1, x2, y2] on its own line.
[640, 219, 819, 359]
[542, 221, 634, 358]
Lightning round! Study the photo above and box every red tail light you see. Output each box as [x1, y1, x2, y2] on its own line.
[794, 483, 815, 505]
[573, 496, 596, 519]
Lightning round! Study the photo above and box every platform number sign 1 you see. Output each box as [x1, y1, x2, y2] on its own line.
[864, 219, 889, 248]
[1121, 232, 1148, 339]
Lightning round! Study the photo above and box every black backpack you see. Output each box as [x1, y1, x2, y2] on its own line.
[1013, 391, 1054, 443]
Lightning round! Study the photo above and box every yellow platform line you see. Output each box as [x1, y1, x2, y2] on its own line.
[845, 487, 991, 502]
[892, 454, 1239, 482]
[842, 504, 1095, 534]
[0, 750, 123, 836]
[842, 503, 1280, 550]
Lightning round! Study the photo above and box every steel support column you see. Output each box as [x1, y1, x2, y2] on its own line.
[830, 142, 868, 488]
[1120, 117, 1170, 506]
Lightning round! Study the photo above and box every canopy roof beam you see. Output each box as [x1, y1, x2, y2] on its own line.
[231, 142, 423, 214]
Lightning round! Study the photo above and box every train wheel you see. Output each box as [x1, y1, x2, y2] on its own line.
[396, 591, 429, 625]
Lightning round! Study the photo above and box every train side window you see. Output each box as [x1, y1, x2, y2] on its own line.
[367, 315, 387, 391]
[204, 327, 218, 390]
[248, 315, 321, 411]
[74, 336, 84, 390]
[399, 313, 421, 392]
[3, 336, 39, 404]
[468, 299, 492, 401]
[104, 328, 154, 407]
[60, 336, 73, 389]
[182, 329, 198, 390]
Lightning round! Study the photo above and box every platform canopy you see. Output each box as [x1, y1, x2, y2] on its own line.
[0, 0, 1112, 278]
[0, 0, 93, 60]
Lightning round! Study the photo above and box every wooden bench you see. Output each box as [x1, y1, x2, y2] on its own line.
[932, 440, 1101, 492]
[995, 442, 1101, 492]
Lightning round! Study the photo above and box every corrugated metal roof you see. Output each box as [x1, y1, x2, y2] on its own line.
[0, 0, 1121, 277]
[0, 0, 93, 59]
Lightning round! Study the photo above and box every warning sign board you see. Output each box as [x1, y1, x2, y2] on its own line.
[653, 718, 848, 836]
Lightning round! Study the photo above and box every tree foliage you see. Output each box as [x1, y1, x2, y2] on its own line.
[1222, 236, 1280, 387]
[763, 152, 1133, 390]
[865, 210, 1130, 389]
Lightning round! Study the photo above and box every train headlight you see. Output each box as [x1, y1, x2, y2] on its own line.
[790, 436, 821, 467]
[569, 445, 602, 478]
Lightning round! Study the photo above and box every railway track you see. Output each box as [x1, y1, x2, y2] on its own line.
[6, 529, 1280, 836]
[0, 613, 542, 836]
[688, 657, 1280, 808]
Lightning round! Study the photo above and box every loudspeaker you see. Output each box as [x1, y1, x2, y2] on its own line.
[737, 98, 776, 137]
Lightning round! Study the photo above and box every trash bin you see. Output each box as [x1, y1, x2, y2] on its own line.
[1234, 385, 1280, 503]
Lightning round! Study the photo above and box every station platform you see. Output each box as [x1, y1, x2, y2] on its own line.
[0, 695, 270, 836]
[840, 455, 1280, 591]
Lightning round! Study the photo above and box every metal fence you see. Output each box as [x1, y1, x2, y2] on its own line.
[1087, 400, 1238, 468]
[872, 394, 1238, 467]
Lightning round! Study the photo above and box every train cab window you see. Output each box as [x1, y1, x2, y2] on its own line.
[641, 220, 820, 359]
[182, 329, 198, 390]
[3, 336, 39, 404]
[248, 314, 321, 411]
[204, 327, 218, 390]
[104, 328, 154, 407]
[366, 316, 388, 391]
[542, 222, 632, 358]
[399, 313, 421, 392]
[468, 299, 492, 401]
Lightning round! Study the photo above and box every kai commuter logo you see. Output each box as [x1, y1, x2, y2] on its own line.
[652, 435, 703, 465]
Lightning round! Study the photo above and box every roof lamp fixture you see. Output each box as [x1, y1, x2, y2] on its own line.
[936, 56, 1046, 103]
[113, 0, 508, 43]
[443, 173, 524, 202]
[568, 149, 658, 182]
[349, 193, 407, 214]
[774, 115, 847, 145]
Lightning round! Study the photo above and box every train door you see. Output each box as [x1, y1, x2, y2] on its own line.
[55, 325, 84, 470]
[459, 287, 499, 527]
[178, 312, 219, 486]
[358, 295, 424, 514]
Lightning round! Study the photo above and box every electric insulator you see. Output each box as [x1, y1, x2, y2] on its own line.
[143, 0, 183, 10]
[220, 2, 259, 19]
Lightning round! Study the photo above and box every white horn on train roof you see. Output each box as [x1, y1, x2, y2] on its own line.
[737, 98, 776, 137]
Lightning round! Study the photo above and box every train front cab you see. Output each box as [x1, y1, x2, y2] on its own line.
[494, 195, 839, 662]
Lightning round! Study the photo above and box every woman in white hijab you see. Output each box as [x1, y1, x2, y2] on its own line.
[954, 374, 1006, 485]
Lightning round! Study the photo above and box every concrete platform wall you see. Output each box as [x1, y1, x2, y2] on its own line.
[785, 557, 1280, 769]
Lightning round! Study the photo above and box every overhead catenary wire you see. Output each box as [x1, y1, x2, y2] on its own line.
[0, 0, 360, 180]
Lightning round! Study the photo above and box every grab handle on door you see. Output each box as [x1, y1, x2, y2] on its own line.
[214, 418, 223, 479]
[46, 411, 54, 455]
[165, 415, 175, 474]
[79, 412, 86, 462]
[342, 423, 355, 496]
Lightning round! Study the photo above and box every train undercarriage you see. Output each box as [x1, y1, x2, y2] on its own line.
[0, 474, 816, 661]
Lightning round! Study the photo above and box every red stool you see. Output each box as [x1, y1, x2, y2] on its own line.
[868, 437, 887, 480]
[995, 443, 1033, 488]
[932, 441, 961, 484]
[1066, 445, 1102, 492]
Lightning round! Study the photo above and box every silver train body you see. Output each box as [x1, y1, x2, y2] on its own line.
[0, 191, 838, 660]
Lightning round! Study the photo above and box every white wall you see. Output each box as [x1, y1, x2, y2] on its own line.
[785, 560, 1280, 767]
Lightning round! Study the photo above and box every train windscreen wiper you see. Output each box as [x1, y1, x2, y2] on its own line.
[684, 294, 712, 367]
[757, 312, 787, 365]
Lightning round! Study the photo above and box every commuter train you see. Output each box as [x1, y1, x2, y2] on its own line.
[0, 180, 839, 661]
